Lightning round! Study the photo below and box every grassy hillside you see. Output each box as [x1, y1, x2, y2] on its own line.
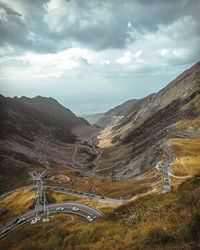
[0, 153, 41, 194]
[0, 176, 199, 249]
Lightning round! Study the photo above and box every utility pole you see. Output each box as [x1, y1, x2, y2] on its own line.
[29, 170, 49, 224]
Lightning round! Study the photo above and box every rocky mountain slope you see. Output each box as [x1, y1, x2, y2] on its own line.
[96, 98, 139, 128]
[0, 62, 199, 194]
[19, 96, 88, 128]
[0, 95, 88, 143]
[96, 61, 200, 180]
[0, 63, 200, 250]
[0, 95, 96, 193]
[97, 62, 200, 130]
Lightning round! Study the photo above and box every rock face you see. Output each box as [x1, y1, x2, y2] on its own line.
[97, 61, 200, 131]
[0, 95, 100, 194]
[114, 61, 200, 145]
[0, 95, 88, 143]
[95, 61, 200, 179]
[0, 62, 199, 188]
[96, 99, 139, 128]
[19, 96, 88, 128]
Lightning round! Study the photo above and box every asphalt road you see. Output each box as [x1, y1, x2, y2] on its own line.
[44, 185, 126, 205]
[156, 138, 174, 193]
[0, 185, 127, 206]
[0, 201, 103, 239]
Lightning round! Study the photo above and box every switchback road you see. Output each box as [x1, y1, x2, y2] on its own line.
[0, 185, 127, 205]
[0, 201, 103, 239]
[156, 138, 174, 193]
[44, 185, 126, 205]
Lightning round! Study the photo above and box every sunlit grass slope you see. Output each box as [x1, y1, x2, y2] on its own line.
[0, 187, 34, 227]
[170, 136, 200, 177]
[0, 176, 199, 250]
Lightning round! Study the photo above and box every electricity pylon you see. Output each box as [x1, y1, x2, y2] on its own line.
[29, 170, 49, 224]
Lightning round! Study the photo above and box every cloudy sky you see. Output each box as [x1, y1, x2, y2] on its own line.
[0, 0, 200, 115]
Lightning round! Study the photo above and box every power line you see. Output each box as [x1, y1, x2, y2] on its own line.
[28, 170, 49, 224]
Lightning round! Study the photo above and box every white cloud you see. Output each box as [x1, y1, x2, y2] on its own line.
[127, 21, 132, 28]
[133, 51, 141, 58]
[158, 49, 169, 56]
[116, 51, 132, 64]
[44, 0, 65, 11]
[3, 48, 94, 78]
[116, 50, 142, 65]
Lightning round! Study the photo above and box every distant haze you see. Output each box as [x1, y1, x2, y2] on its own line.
[0, 0, 199, 115]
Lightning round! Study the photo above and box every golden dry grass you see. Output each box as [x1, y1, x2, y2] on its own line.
[169, 136, 200, 187]
[65, 170, 161, 199]
[0, 187, 115, 228]
[0, 187, 35, 226]
[46, 164, 161, 200]
[1, 177, 199, 250]
[175, 116, 200, 131]
[0, 213, 88, 250]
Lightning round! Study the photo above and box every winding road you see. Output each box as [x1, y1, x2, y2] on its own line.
[0, 185, 127, 205]
[156, 138, 174, 193]
[44, 185, 126, 205]
[64, 136, 103, 173]
[0, 201, 103, 239]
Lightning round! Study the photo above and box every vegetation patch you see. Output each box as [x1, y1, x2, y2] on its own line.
[1, 177, 199, 249]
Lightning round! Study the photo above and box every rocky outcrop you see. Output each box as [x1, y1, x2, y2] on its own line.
[96, 99, 139, 128]
[0, 95, 88, 143]
[112, 61, 200, 143]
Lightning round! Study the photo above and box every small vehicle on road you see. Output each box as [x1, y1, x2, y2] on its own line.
[17, 218, 26, 224]
[31, 217, 40, 224]
[87, 216, 94, 222]
[13, 218, 19, 224]
[31, 219, 37, 225]
[2, 227, 11, 234]
[72, 207, 79, 212]
[91, 214, 97, 220]
[56, 207, 64, 211]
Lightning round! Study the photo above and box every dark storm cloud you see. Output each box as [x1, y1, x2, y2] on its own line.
[0, 0, 62, 53]
[0, 0, 200, 53]
[41, 0, 200, 50]
[0, 2, 21, 16]
[0, 3, 27, 47]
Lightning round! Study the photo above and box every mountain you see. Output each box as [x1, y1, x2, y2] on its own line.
[0, 95, 92, 193]
[0, 63, 200, 250]
[96, 99, 139, 128]
[97, 62, 200, 131]
[19, 96, 88, 128]
[114, 61, 200, 144]
[96, 61, 200, 179]
[0, 95, 88, 143]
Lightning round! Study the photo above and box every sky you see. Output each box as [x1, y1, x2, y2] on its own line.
[0, 0, 200, 115]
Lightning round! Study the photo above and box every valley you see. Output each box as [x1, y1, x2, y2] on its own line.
[0, 61, 200, 249]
